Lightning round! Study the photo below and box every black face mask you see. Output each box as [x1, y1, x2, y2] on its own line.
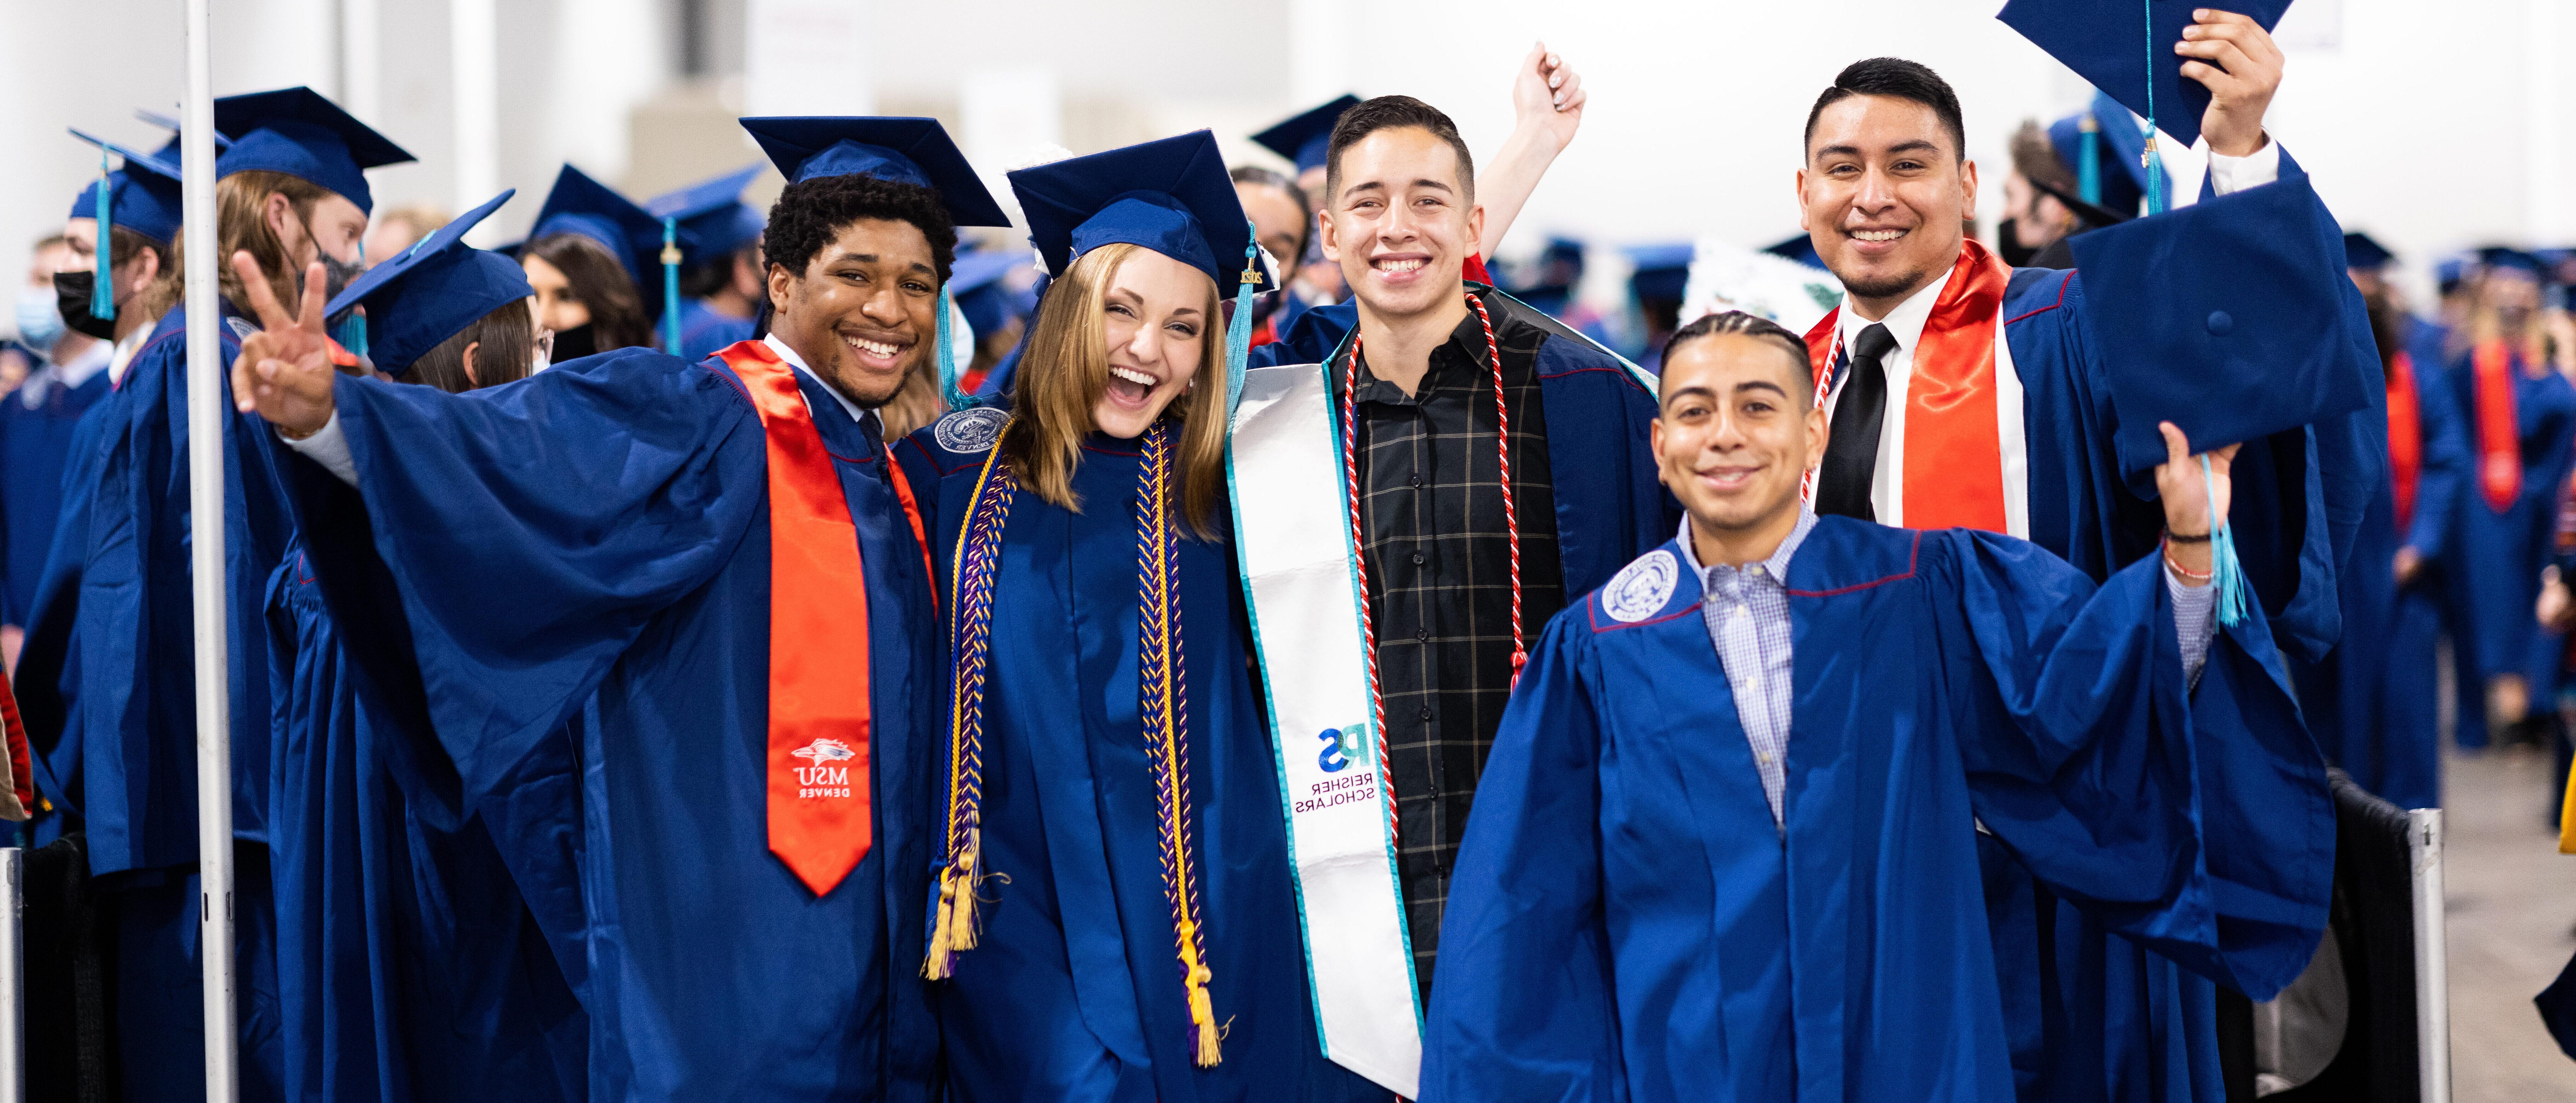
[550, 323, 597, 362]
[1995, 219, 2040, 269]
[52, 270, 117, 340]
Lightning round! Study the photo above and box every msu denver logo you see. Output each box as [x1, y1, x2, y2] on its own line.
[1316, 725, 1371, 773]
[791, 738, 858, 797]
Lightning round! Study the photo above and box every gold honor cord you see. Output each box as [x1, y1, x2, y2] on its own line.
[926, 421, 1224, 1066]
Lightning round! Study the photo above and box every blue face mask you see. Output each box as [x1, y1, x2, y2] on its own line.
[14, 286, 65, 350]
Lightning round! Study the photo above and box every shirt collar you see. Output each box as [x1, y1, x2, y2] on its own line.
[1674, 506, 1818, 582]
[1836, 264, 1953, 360]
[762, 332, 871, 427]
[53, 338, 114, 391]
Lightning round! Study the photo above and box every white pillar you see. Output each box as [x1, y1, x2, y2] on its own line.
[744, 0, 874, 117]
[0, 848, 20, 1103]
[451, 0, 500, 238]
[340, 0, 381, 124]
[1286, 0, 1357, 105]
[181, 0, 240, 1098]
[2527, 0, 2574, 245]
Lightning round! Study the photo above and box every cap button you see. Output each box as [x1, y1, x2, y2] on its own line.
[2205, 310, 2234, 335]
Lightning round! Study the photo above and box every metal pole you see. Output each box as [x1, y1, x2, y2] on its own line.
[450, 0, 500, 234]
[0, 848, 21, 1103]
[2409, 809, 2449, 1103]
[180, 0, 240, 1099]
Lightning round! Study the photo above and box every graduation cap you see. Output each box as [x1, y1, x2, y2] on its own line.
[527, 164, 677, 292]
[738, 117, 1010, 227]
[324, 189, 534, 375]
[212, 86, 414, 214]
[65, 129, 184, 246]
[947, 249, 1026, 339]
[2070, 170, 2372, 478]
[2342, 231, 2394, 271]
[2045, 93, 2149, 215]
[2002, 0, 2293, 154]
[1251, 94, 1362, 176]
[1626, 242, 1697, 302]
[1008, 130, 1275, 409]
[133, 108, 233, 159]
[646, 163, 769, 264]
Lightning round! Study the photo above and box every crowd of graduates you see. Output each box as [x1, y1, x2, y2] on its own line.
[0, 2, 2559, 1101]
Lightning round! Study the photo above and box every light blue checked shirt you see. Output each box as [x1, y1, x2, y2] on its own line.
[1674, 510, 2217, 826]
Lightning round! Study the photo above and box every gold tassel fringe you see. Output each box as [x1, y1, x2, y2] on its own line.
[921, 831, 982, 979]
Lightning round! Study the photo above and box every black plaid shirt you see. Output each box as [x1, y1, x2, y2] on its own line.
[1341, 297, 1565, 993]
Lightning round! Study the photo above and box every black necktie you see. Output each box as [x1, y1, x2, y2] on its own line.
[1815, 322, 1897, 521]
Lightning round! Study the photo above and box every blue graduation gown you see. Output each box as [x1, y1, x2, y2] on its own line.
[678, 300, 757, 364]
[905, 427, 1380, 1103]
[273, 347, 944, 1100]
[2290, 349, 2465, 811]
[13, 304, 291, 1101]
[0, 368, 111, 626]
[2446, 348, 2576, 697]
[1420, 521, 2331, 1103]
[263, 535, 588, 1102]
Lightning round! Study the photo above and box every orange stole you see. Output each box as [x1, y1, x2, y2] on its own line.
[2472, 339, 2521, 513]
[1803, 240, 2013, 532]
[2386, 352, 2423, 532]
[716, 340, 877, 897]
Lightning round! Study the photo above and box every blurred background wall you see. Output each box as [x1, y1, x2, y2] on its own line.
[2, 0, 2569, 309]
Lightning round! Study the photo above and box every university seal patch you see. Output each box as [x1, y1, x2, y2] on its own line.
[1602, 549, 1679, 624]
[933, 406, 1008, 454]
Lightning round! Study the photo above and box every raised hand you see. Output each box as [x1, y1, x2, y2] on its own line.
[1510, 41, 1587, 154]
[228, 253, 340, 439]
[2153, 421, 2239, 582]
[2178, 8, 2284, 159]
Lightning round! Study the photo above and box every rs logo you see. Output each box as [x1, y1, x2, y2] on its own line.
[1317, 725, 1370, 773]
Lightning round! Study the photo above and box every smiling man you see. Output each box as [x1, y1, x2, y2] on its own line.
[227, 117, 1010, 1100]
[1791, 31, 2379, 1103]
[1228, 94, 1676, 1066]
[1419, 310, 2329, 1103]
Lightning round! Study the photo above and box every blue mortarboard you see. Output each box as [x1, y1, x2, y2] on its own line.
[326, 190, 534, 375]
[2478, 246, 2545, 277]
[646, 163, 770, 263]
[1760, 233, 1827, 272]
[2045, 93, 2150, 215]
[739, 117, 1010, 227]
[528, 164, 679, 291]
[2341, 231, 2393, 271]
[1626, 243, 1696, 301]
[2070, 171, 2372, 476]
[947, 249, 1025, 338]
[2001, 0, 2294, 154]
[212, 86, 413, 215]
[133, 108, 232, 160]
[1252, 95, 1362, 176]
[1010, 130, 1273, 292]
[1010, 131, 1278, 412]
[66, 129, 185, 246]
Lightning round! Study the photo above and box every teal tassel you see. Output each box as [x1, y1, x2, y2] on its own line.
[2203, 454, 2248, 627]
[2140, 0, 2167, 216]
[661, 217, 684, 356]
[936, 285, 969, 412]
[1223, 221, 1260, 417]
[90, 150, 115, 323]
[336, 311, 369, 360]
[2077, 115, 2102, 205]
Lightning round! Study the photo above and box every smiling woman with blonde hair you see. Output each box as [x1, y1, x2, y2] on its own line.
[900, 131, 1382, 1103]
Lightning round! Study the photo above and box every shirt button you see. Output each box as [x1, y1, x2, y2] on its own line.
[1757, 752, 1774, 765]
[1409, 475, 1422, 488]
[1416, 628, 1429, 642]
[1735, 604, 1750, 618]
[1411, 552, 1426, 565]
[1748, 565, 1764, 577]
[1418, 705, 1433, 721]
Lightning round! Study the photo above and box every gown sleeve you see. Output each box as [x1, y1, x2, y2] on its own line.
[2410, 361, 2471, 562]
[272, 349, 765, 782]
[1938, 531, 2332, 1001]
[1420, 611, 1626, 1103]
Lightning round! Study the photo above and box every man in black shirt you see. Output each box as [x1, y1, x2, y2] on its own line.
[1287, 95, 1677, 991]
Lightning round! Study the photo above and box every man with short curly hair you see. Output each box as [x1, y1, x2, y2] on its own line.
[229, 117, 1011, 1100]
